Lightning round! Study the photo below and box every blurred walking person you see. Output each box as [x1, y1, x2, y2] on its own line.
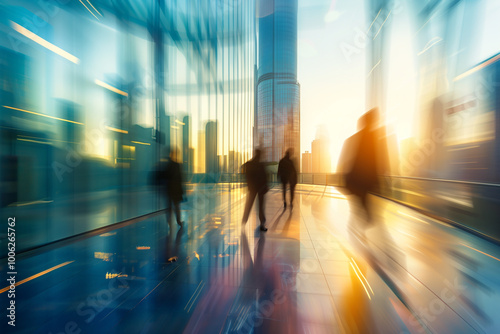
[241, 149, 268, 231]
[277, 148, 297, 210]
[339, 107, 389, 225]
[163, 148, 185, 228]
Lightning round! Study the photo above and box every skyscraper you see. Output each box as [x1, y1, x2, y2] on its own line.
[302, 151, 312, 173]
[182, 115, 191, 174]
[312, 138, 331, 173]
[255, 0, 300, 163]
[205, 121, 218, 175]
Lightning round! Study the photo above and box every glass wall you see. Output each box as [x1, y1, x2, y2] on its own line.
[0, 0, 256, 252]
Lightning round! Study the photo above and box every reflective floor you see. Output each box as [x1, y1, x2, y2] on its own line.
[1, 184, 499, 333]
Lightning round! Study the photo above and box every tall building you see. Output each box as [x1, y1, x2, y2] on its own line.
[312, 138, 331, 173]
[182, 115, 191, 174]
[255, 0, 300, 163]
[197, 130, 206, 173]
[302, 151, 312, 173]
[205, 121, 218, 175]
[228, 150, 242, 173]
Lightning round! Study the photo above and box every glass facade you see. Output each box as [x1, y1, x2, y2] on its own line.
[0, 0, 256, 251]
[256, 0, 300, 162]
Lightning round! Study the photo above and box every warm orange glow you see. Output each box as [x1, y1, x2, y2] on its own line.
[351, 258, 374, 295]
[0, 261, 74, 294]
[349, 261, 372, 300]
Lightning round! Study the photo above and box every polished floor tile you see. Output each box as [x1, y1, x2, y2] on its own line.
[1, 184, 499, 333]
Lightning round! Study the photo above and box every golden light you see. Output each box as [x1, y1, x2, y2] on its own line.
[106, 126, 128, 134]
[0, 261, 74, 294]
[3, 105, 84, 125]
[131, 141, 151, 146]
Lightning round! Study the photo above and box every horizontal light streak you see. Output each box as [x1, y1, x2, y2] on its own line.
[8, 200, 53, 207]
[460, 243, 500, 262]
[3, 105, 83, 125]
[10, 21, 79, 64]
[131, 141, 151, 146]
[95, 79, 128, 97]
[99, 232, 116, 237]
[17, 138, 50, 145]
[0, 261, 74, 294]
[397, 211, 429, 224]
[106, 126, 128, 134]
[454, 54, 500, 81]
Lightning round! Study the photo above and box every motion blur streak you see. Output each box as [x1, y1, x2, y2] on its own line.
[1, 0, 500, 333]
[3, 106, 84, 125]
[0, 261, 74, 293]
[10, 21, 80, 64]
[94, 79, 128, 96]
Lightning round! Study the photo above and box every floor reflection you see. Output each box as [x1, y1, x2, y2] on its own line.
[2, 185, 500, 333]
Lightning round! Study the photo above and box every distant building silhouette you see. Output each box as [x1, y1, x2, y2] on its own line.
[205, 121, 218, 175]
[229, 150, 241, 174]
[182, 115, 191, 174]
[197, 130, 205, 173]
[312, 137, 331, 173]
[302, 151, 312, 173]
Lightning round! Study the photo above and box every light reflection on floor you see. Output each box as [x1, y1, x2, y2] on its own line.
[1, 184, 499, 333]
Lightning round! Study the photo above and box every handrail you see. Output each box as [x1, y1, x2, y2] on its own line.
[383, 175, 500, 188]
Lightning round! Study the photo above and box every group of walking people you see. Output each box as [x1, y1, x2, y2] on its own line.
[156, 146, 298, 232]
[159, 106, 386, 236]
[241, 148, 298, 232]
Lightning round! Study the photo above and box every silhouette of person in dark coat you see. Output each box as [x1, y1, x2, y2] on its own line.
[163, 148, 184, 227]
[241, 149, 268, 231]
[277, 148, 297, 210]
[340, 107, 389, 225]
